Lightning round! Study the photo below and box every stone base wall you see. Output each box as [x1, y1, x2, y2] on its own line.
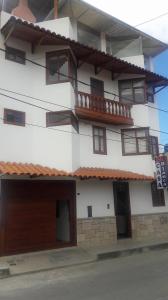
[77, 214, 168, 247]
[77, 217, 117, 247]
[132, 213, 168, 241]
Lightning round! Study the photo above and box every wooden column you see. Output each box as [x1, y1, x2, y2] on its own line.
[54, 0, 59, 19]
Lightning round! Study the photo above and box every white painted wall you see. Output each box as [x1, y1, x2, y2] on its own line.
[0, 11, 11, 29]
[77, 180, 115, 218]
[0, 34, 78, 172]
[130, 182, 168, 215]
[120, 55, 145, 68]
[77, 180, 168, 219]
[37, 17, 75, 39]
[79, 122, 154, 176]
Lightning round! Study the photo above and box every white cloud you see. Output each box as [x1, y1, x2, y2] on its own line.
[84, 0, 168, 43]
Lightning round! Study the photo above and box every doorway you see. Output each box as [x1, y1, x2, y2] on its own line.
[113, 182, 132, 239]
[56, 200, 70, 243]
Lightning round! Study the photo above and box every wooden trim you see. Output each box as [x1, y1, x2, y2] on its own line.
[113, 182, 132, 239]
[54, 0, 59, 19]
[121, 127, 150, 156]
[119, 78, 147, 104]
[4, 108, 25, 127]
[5, 46, 26, 65]
[46, 49, 77, 86]
[46, 110, 79, 132]
[92, 125, 107, 155]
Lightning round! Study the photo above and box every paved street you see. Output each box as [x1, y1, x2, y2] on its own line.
[1, 250, 168, 300]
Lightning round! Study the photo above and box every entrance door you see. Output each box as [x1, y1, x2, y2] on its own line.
[90, 78, 105, 112]
[56, 200, 70, 244]
[90, 78, 104, 97]
[113, 182, 132, 239]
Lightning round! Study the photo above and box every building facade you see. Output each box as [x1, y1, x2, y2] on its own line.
[0, 0, 168, 255]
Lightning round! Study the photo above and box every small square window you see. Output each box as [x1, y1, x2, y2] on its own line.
[4, 109, 25, 126]
[46, 110, 79, 132]
[5, 46, 26, 65]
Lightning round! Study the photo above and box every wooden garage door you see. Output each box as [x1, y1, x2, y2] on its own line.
[0, 180, 76, 255]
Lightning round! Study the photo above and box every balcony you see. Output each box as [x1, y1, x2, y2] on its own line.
[75, 92, 133, 125]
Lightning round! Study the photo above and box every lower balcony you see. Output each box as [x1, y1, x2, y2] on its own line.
[75, 92, 133, 125]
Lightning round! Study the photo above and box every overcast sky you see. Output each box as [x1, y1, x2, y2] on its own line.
[85, 0, 168, 43]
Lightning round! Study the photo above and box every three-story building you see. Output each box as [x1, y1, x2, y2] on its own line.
[0, 0, 168, 255]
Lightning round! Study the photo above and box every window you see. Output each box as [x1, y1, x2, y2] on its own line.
[4, 109, 25, 126]
[122, 128, 149, 155]
[90, 78, 104, 97]
[150, 136, 159, 159]
[151, 181, 165, 207]
[46, 50, 77, 86]
[147, 86, 155, 103]
[93, 126, 107, 155]
[119, 79, 146, 104]
[46, 110, 79, 132]
[87, 206, 93, 218]
[5, 46, 25, 65]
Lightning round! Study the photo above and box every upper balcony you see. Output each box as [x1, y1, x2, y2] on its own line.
[75, 91, 133, 126]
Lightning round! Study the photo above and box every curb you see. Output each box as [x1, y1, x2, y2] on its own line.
[97, 242, 168, 260]
[1, 258, 97, 279]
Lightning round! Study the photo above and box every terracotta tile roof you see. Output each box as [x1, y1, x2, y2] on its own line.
[1, 16, 168, 87]
[73, 168, 154, 181]
[0, 162, 68, 177]
[0, 162, 154, 181]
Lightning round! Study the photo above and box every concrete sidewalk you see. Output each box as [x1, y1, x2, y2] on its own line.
[1, 239, 168, 278]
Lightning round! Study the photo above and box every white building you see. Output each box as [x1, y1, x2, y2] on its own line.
[0, 0, 168, 255]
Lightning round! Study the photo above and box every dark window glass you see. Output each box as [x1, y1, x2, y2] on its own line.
[87, 206, 93, 218]
[151, 181, 165, 207]
[122, 128, 149, 155]
[5, 46, 25, 65]
[4, 109, 25, 126]
[147, 86, 155, 103]
[46, 110, 79, 132]
[46, 50, 77, 86]
[119, 79, 146, 104]
[150, 136, 159, 159]
[93, 126, 107, 155]
[90, 78, 104, 97]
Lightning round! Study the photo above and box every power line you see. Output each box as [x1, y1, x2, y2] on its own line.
[135, 11, 168, 28]
[0, 46, 167, 105]
[0, 90, 165, 148]
[0, 48, 167, 144]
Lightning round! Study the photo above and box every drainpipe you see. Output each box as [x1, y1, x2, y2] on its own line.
[11, 0, 36, 23]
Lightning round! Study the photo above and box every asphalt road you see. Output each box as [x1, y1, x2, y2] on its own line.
[1, 249, 168, 300]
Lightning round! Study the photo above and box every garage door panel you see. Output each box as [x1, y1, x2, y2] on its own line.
[1, 180, 76, 255]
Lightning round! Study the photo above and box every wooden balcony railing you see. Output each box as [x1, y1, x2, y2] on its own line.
[75, 91, 133, 125]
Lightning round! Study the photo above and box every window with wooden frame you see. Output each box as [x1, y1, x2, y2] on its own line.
[149, 136, 159, 159]
[119, 79, 146, 104]
[147, 86, 155, 103]
[46, 110, 79, 132]
[4, 109, 25, 126]
[46, 50, 77, 86]
[93, 126, 107, 155]
[121, 128, 150, 155]
[5, 46, 26, 65]
[151, 181, 165, 207]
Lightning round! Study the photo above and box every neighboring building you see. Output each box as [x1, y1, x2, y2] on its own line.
[0, 0, 168, 255]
